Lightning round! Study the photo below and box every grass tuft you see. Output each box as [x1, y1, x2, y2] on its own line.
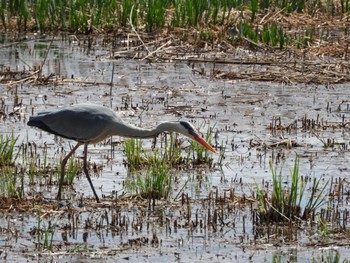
[123, 138, 145, 168]
[36, 209, 55, 251]
[58, 155, 82, 186]
[125, 161, 172, 200]
[0, 133, 18, 166]
[255, 155, 329, 222]
[0, 133, 21, 200]
[0, 166, 22, 199]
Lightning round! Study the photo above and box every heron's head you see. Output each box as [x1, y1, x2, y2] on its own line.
[178, 121, 217, 154]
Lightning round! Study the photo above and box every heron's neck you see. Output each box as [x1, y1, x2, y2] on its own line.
[111, 121, 179, 139]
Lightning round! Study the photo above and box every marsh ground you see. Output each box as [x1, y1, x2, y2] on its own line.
[0, 34, 350, 262]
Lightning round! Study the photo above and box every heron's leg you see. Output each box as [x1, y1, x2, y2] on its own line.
[83, 144, 100, 203]
[57, 143, 81, 200]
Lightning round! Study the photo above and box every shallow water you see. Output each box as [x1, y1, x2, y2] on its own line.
[1, 34, 350, 262]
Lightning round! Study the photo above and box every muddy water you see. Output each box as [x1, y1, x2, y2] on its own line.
[1, 35, 350, 262]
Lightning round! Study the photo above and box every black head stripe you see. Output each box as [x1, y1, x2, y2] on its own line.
[180, 121, 196, 135]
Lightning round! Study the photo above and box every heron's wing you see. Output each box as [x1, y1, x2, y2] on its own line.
[28, 107, 117, 143]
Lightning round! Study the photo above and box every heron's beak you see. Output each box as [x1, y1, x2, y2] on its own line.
[194, 134, 218, 154]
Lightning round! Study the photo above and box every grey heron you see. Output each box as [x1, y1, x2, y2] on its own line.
[27, 103, 217, 202]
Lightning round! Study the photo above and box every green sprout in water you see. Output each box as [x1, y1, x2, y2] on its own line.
[0, 166, 22, 200]
[0, 133, 18, 166]
[125, 161, 173, 200]
[57, 155, 81, 186]
[312, 248, 346, 263]
[157, 132, 185, 166]
[0, 133, 22, 201]
[317, 216, 331, 239]
[255, 155, 329, 223]
[123, 138, 145, 168]
[36, 209, 55, 251]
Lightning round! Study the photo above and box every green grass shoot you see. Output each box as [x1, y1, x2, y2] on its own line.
[255, 155, 329, 222]
[57, 155, 81, 186]
[36, 209, 55, 251]
[0, 133, 18, 166]
[123, 138, 145, 168]
[125, 161, 172, 200]
[0, 166, 22, 199]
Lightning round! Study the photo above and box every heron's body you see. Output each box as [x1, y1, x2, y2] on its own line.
[29, 104, 158, 143]
[28, 103, 217, 202]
